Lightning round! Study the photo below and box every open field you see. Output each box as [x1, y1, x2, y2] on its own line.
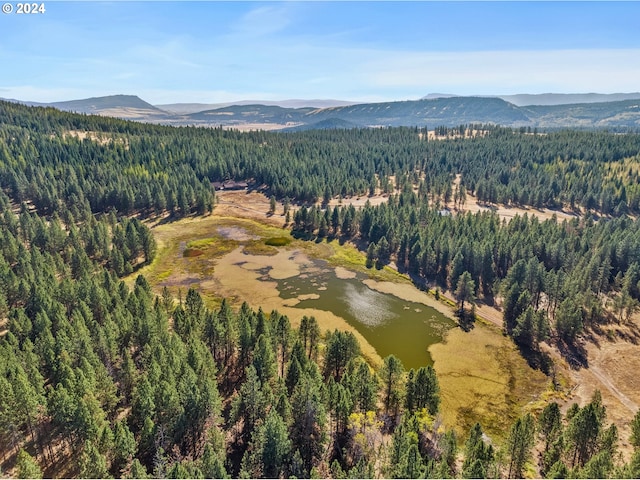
[215, 174, 578, 235]
[429, 324, 549, 442]
[551, 325, 640, 458]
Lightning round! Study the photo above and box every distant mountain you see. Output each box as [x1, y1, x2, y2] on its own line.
[5, 93, 640, 130]
[303, 96, 530, 128]
[53, 95, 170, 121]
[0, 98, 50, 108]
[522, 99, 640, 128]
[498, 92, 640, 107]
[186, 104, 314, 127]
[50, 94, 161, 113]
[158, 99, 354, 115]
[178, 97, 530, 129]
[421, 92, 640, 107]
[420, 93, 460, 100]
[1, 95, 169, 120]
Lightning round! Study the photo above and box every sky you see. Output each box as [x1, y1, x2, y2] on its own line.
[1, 1, 639, 104]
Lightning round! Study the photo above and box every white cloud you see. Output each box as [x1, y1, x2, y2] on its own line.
[229, 5, 295, 39]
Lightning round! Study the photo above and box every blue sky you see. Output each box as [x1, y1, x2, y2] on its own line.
[1, 1, 639, 104]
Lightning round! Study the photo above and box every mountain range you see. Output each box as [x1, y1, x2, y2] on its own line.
[3, 93, 640, 130]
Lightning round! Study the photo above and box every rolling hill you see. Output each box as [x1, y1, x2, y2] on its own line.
[2, 94, 168, 120]
[4, 93, 640, 130]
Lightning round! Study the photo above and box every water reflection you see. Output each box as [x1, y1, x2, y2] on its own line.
[275, 258, 455, 369]
[341, 282, 397, 327]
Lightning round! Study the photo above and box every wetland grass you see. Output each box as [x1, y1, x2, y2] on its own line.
[430, 324, 548, 443]
[265, 236, 292, 246]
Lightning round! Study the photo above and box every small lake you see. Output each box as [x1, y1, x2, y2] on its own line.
[274, 258, 455, 369]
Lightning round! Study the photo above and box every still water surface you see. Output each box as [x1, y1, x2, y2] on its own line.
[275, 258, 455, 369]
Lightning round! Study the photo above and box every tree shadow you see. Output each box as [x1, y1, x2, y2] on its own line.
[516, 344, 554, 375]
[556, 338, 589, 370]
[290, 229, 315, 241]
[455, 309, 476, 332]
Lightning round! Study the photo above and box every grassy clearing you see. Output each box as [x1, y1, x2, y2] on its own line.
[430, 324, 548, 444]
[156, 270, 172, 282]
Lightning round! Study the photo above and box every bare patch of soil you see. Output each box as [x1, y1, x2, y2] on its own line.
[62, 130, 124, 146]
[321, 195, 390, 209]
[452, 174, 577, 224]
[215, 189, 393, 228]
[215, 191, 287, 227]
[558, 332, 640, 458]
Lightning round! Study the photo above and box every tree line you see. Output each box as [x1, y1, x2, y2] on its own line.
[3, 101, 640, 219]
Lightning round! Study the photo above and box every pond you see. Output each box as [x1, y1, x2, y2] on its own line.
[274, 258, 456, 369]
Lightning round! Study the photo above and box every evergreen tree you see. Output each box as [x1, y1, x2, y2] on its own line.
[455, 271, 476, 314]
[379, 355, 405, 420]
[505, 413, 535, 478]
[630, 409, 640, 448]
[15, 449, 43, 479]
[405, 365, 440, 415]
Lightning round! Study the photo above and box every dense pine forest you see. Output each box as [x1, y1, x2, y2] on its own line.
[3, 100, 640, 478]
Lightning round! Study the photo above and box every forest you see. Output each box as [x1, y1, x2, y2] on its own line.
[2, 100, 640, 478]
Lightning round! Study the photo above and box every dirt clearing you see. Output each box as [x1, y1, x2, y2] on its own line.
[452, 174, 577, 223]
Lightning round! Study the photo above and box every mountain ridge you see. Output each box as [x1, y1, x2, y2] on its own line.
[3, 93, 640, 130]
[421, 92, 640, 106]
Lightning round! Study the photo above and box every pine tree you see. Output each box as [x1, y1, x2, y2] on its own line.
[253, 409, 291, 478]
[539, 402, 562, 451]
[16, 449, 43, 479]
[405, 365, 439, 415]
[290, 374, 327, 476]
[505, 413, 535, 478]
[380, 355, 404, 420]
[630, 409, 640, 448]
[252, 333, 276, 384]
[455, 271, 476, 314]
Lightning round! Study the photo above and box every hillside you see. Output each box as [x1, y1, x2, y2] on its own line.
[3, 94, 169, 120]
[186, 104, 314, 126]
[281, 117, 361, 132]
[498, 92, 640, 107]
[158, 99, 355, 114]
[303, 96, 530, 128]
[5, 93, 640, 130]
[523, 99, 640, 128]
